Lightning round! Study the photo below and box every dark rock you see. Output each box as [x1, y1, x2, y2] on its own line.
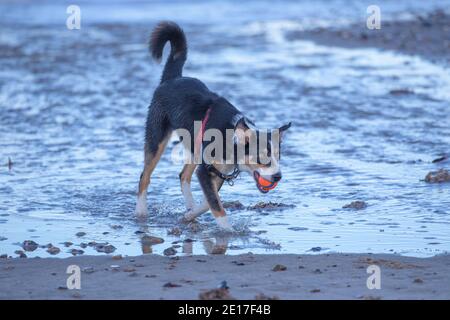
[255, 293, 280, 300]
[389, 88, 414, 95]
[223, 200, 245, 210]
[432, 155, 448, 163]
[70, 249, 84, 256]
[343, 201, 367, 210]
[199, 287, 235, 300]
[272, 264, 287, 272]
[82, 267, 95, 274]
[163, 282, 181, 288]
[248, 202, 295, 210]
[22, 240, 38, 252]
[95, 244, 116, 254]
[47, 246, 60, 255]
[163, 247, 177, 256]
[425, 169, 450, 183]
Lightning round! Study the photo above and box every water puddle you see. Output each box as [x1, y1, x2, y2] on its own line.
[1, 0, 449, 258]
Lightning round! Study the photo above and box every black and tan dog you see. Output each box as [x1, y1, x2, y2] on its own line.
[135, 21, 291, 230]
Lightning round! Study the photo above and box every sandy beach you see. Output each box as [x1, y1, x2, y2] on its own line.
[1, 253, 449, 300]
[289, 10, 450, 66]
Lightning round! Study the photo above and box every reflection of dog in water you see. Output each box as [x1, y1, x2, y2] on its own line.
[139, 234, 229, 255]
[135, 21, 291, 230]
[183, 236, 229, 255]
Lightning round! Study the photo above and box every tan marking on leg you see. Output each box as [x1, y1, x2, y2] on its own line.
[179, 163, 197, 183]
[135, 137, 170, 216]
[179, 164, 197, 210]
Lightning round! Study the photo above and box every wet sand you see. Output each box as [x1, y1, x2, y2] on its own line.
[1, 253, 449, 300]
[288, 10, 450, 66]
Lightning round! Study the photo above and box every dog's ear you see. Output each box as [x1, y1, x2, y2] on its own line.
[234, 117, 252, 145]
[279, 122, 291, 141]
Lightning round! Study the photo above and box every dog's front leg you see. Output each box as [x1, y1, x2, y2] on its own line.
[184, 200, 209, 221]
[196, 165, 232, 231]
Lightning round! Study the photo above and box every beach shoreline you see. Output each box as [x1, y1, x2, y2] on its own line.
[288, 10, 450, 66]
[1, 253, 449, 300]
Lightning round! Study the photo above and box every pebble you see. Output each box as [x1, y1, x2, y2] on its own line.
[47, 246, 61, 255]
[82, 267, 95, 274]
[248, 201, 295, 210]
[163, 247, 177, 256]
[425, 169, 450, 183]
[255, 293, 279, 300]
[22, 240, 39, 252]
[63, 241, 73, 247]
[163, 282, 181, 288]
[70, 249, 84, 256]
[343, 201, 367, 210]
[94, 244, 116, 254]
[223, 200, 245, 210]
[272, 264, 287, 272]
[112, 255, 122, 260]
[75, 232, 86, 237]
[15, 250, 27, 258]
[110, 265, 120, 271]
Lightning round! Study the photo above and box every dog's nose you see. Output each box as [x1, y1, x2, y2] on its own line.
[272, 172, 282, 182]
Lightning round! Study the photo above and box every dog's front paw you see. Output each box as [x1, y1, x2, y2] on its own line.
[215, 216, 233, 232]
[184, 210, 197, 222]
[135, 195, 148, 217]
[179, 214, 193, 224]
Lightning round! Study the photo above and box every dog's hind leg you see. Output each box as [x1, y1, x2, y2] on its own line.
[135, 133, 171, 217]
[179, 163, 197, 211]
[196, 165, 231, 230]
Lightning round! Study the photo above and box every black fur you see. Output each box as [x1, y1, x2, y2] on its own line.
[150, 21, 188, 83]
[141, 22, 290, 219]
[145, 22, 243, 157]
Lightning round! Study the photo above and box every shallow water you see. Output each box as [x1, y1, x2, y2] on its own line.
[1, 0, 449, 258]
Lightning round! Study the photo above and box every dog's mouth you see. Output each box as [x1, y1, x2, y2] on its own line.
[253, 171, 278, 194]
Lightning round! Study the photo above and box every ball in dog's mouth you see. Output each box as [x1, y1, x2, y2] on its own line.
[253, 171, 278, 194]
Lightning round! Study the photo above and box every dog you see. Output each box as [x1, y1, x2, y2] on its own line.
[135, 21, 291, 230]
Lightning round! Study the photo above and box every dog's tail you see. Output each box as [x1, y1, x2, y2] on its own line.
[150, 21, 187, 83]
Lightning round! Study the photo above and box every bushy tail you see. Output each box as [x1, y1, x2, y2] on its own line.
[150, 21, 187, 83]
